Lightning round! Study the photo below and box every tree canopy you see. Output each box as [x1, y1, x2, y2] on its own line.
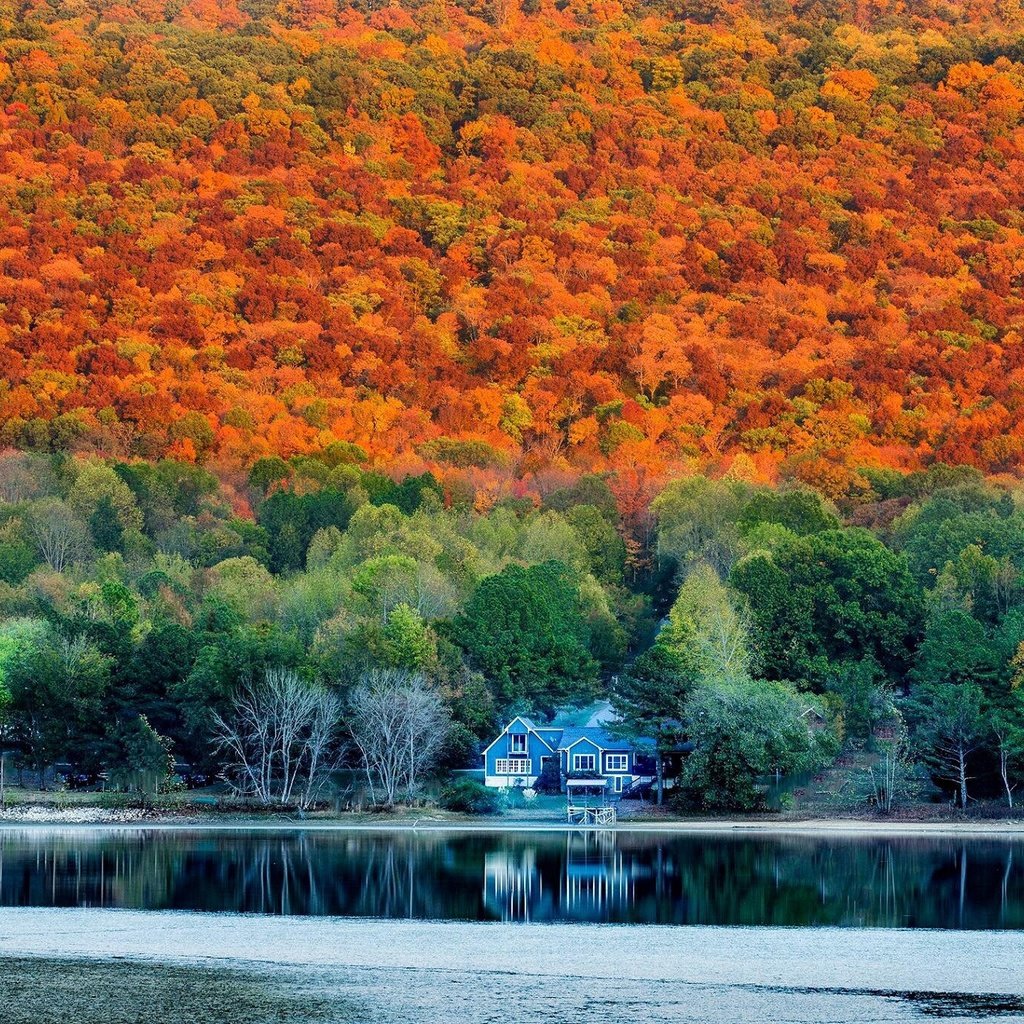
[3, 3, 1024, 501]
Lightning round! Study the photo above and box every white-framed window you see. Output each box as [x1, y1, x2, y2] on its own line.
[572, 753, 596, 772]
[605, 754, 629, 773]
[613, 775, 624, 793]
[495, 758, 531, 776]
[509, 732, 528, 754]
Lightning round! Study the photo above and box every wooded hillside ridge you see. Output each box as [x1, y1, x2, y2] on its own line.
[4, 1, 1024, 496]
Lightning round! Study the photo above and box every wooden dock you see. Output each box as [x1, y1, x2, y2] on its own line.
[566, 804, 617, 826]
[565, 778, 616, 826]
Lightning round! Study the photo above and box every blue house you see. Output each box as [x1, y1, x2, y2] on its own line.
[482, 716, 654, 795]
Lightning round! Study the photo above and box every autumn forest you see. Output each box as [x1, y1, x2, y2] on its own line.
[3, 0, 1024, 814]
[3, 0, 1024, 500]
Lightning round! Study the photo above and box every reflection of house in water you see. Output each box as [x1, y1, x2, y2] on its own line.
[562, 831, 635, 920]
[483, 833, 642, 922]
[484, 846, 550, 922]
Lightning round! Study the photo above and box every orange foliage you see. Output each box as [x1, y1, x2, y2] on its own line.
[1, 0, 1024, 500]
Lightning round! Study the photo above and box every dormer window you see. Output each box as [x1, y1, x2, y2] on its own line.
[510, 732, 528, 754]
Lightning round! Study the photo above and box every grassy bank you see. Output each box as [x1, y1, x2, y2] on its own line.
[2, 782, 1022, 832]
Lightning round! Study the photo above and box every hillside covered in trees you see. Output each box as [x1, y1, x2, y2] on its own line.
[4, 0, 1024, 501]
[1, 450, 1023, 811]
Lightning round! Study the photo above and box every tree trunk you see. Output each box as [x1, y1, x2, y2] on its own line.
[656, 752, 664, 806]
[1000, 748, 1014, 810]
[958, 743, 969, 808]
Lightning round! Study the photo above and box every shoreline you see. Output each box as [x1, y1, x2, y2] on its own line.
[1, 907, 1023, 1024]
[2, 814, 1024, 837]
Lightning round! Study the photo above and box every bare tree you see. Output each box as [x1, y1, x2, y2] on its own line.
[992, 709, 1023, 810]
[0, 452, 50, 503]
[865, 727, 916, 814]
[28, 498, 88, 572]
[213, 668, 344, 809]
[348, 669, 451, 807]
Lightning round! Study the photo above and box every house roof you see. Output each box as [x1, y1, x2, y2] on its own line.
[557, 726, 634, 751]
[548, 700, 617, 729]
[484, 719, 650, 756]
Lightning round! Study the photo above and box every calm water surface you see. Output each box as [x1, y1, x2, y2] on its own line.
[0, 828, 1021, 929]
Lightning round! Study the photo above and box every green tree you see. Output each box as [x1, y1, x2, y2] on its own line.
[6, 632, 111, 783]
[895, 488, 1024, 587]
[912, 610, 999, 698]
[380, 603, 435, 670]
[662, 563, 753, 685]
[106, 715, 175, 795]
[611, 644, 695, 804]
[543, 475, 618, 519]
[258, 488, 354, 573]
[455, 561, 599, 715]
[124, 621, 196, 738]
[931, 544, 1018, 622]
[351, 554, 423, 622]
[88, 495, 125, 552]
[731, 529, 922, 687]
[681, 679, 818, 811]
[739, 488, 840, 537]
[825, 658, 893, 742]
[68, 463, 144, 535]
[565, 504, 627, 584]
[653, 477, 750, 578]
[907, 679, 986, 807]
[248, 456, 292, 495]
[0, 519, 38, 585]
[0, 620, 42, 803]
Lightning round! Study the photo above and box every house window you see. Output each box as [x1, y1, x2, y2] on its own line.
[509, 732, 528, 754]
[613, 775, 624, 793]
[572, 753, 596, 773]
[495, 758, 531, 776]
[605, 754, 629, 773]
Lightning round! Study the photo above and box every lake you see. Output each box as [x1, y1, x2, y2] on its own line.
[1, 827, 1022, 929]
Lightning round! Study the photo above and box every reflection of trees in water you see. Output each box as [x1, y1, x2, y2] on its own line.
[485, 834, 1024, 928]
[0, 831, 1021, 928]
[613, 836, 1024, 929]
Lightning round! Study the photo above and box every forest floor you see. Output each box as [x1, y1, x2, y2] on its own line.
[1, 908, 1023, 1024]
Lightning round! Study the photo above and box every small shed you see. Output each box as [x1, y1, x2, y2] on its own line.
[801, 706, 828, 732]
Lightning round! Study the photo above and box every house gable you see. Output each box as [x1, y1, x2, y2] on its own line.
[481, 716, 556, 757]
[563, 735, 607, 753]
[565, 736, 602, 773]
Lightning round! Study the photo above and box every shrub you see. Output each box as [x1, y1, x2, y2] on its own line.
[533, 757, 562, 794]
[439, 778, 503, 815]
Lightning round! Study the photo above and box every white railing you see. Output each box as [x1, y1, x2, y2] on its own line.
[495, 758, 532, 776]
